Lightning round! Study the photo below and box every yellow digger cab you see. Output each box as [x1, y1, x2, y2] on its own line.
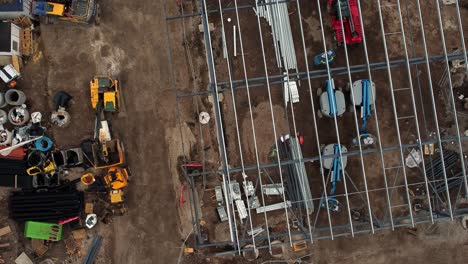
[110, 189, 124, 204]
[47, 3, 65, 16]
[103, 167, 129, 190]
[90, 76, 119, 112]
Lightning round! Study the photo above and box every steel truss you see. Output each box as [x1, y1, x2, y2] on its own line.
[165, 0, 468, 254]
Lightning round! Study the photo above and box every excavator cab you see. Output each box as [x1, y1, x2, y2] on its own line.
[103, 166, 129, 190]
[32, 1, 66, 17]
[90, 76, 119, 112]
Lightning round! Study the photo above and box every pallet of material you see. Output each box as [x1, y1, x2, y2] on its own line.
[20, 28, 33, 56]
[0, 225, 11, 237]
[13, 16, 33, 29]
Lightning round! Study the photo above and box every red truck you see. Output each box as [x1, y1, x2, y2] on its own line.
[329, 0, 363, 45]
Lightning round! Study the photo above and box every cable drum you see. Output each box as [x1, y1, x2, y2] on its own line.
[27, 150, 46, 167]
[5, 89, 26, 106]
[35, 136, 53, 152]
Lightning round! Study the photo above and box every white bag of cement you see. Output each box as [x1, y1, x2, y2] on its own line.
[405, 149, 421, 168]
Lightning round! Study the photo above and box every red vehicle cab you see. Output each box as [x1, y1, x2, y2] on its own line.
[329, 0, 363, 45]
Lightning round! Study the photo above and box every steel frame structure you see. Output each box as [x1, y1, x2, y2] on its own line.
[165, 0, 468, 254]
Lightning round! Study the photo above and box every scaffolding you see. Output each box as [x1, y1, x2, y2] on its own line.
[165, 0, 468, 255]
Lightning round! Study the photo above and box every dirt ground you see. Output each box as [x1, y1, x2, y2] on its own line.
[1, 0, 187, 263]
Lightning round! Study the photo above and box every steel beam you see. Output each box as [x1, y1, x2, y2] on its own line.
[186, 135, 468, 178]
[176, 52, 468, 98]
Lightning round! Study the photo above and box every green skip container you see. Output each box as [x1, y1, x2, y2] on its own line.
[24, 221, 62, 241]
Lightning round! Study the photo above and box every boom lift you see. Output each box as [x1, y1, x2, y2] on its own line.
[318, 78, 346, 118]
[321, 144, 348, 212]
[350, 79, 376, 146]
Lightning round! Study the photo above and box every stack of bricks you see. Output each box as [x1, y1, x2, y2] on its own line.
[19, 28, 33, 56]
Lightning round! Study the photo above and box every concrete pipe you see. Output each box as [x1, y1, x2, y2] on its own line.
[0, 92, 6, 108]
[50, 110, 71, 127]
[462, 215, 468, 230]
[27, 150, 46, 167]
[0, 129, 11, 146]
[242, 244, 259, 261]
[270, 240, 284, 258]
[0, 109, 7, 125]
[5, 89, 26, 106]
[8, 106, 30, 126]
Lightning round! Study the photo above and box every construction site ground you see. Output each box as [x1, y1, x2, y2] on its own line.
[0, 0, 468, 263]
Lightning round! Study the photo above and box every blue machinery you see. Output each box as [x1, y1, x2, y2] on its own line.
[360, 79, 371, 133]
[327, 79, 338, 117]
[327, 144, 341, 211]
[319, 78, 346, 117]
[313, 50, 336, 66]
[353, 79, 375, 146]
[321, 144, 347, 212]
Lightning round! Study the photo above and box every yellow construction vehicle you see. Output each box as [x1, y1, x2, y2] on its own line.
[32, 2, 65, 17]
[80, 173, 96, 186]
[110, 189, 124, 203]
[103, 167, 129, 190]
[27, 160, 56, 176]
[32, 0, 100, 25]
[90, 138, 125, 170]
[90, 76, 120, 112]
[109, 189, 127, 216]
[85, 75, 125, 170]
[105, 168, 128, 216]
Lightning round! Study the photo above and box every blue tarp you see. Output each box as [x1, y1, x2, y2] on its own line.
[32, 2, 47, 16]
[0, 0, 24, 12]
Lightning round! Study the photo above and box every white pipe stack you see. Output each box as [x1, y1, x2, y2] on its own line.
[256, 0, 297, 70]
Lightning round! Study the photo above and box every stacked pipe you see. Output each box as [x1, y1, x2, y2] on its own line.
[289, 137, 314, 213]
[277, 136, 313, 214]
[83, 235, 103, 264]
[433, 171, 464, 194]
[423, 151, 464, 195]
[9, 190, 83, 222]
[277, 136, 300, 209]
[424, 151, 460, 180]
[0, 158, 32, 188]
[256, 0, 297, 70]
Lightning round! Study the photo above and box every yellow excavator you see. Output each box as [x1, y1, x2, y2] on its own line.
[90, 76, 120, 113]
[87, 76, 125, 170]
[87, 75, 128, 215]
[32, 0, 100, 25]
[103, 166, 129, 190]
[103, 167, 129, 215]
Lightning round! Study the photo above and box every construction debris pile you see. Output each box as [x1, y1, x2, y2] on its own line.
[0, 71, 130, 262]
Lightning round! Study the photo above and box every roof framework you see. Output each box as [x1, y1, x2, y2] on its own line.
[165, 0, 468, 254]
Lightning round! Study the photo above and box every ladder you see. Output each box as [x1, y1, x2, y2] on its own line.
[380, 0, 416, 224]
